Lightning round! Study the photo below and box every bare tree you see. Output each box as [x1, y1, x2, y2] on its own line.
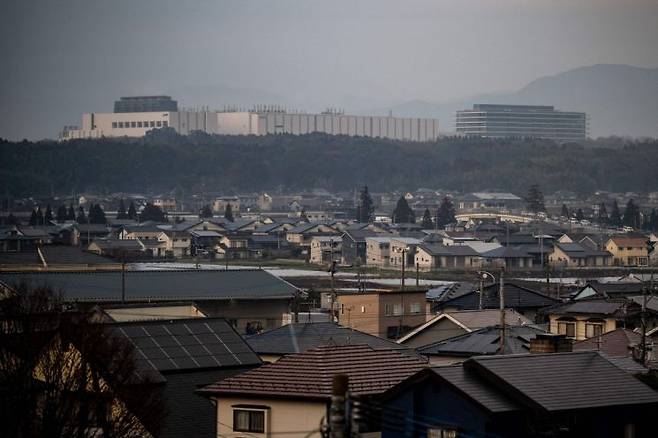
[0, 284, 167, 438]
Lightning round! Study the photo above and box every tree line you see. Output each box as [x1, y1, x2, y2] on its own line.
[3, 133, 658, 197]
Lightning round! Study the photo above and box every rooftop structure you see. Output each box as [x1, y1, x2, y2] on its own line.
[113, 96, 178, 113]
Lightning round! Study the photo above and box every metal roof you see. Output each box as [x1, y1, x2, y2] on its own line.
[0, 269, 299, 302]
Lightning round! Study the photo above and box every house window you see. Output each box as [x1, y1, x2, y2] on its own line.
[410, 302, 421, 314]
[557, 321, 576, 338]
[112, 122, 117, 128]
[585, 322, 604, 338]
[130, 121, 136, 128]
[156, 120, 162, 127]
[137, 121, 143, 127]
[361, 305, 366, 313]
[118, 122, 124, 128]
[233, 409, 265, 433]
[393, 303, 403, 316]
[162, 121, 168, 127]
[385, 304, 393, 316]
[428, 427, 457, 438]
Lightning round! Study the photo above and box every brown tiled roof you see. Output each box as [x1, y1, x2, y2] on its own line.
[198, 344, 428, 400]
[608, 236, 647, 248]
[573, 328, 641, 357]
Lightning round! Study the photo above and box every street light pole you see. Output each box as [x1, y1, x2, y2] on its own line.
[499, 268, 506, 354]
[477, 270, 496, 310]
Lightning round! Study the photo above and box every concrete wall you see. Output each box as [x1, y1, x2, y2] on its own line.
[215, 396, 326, 438]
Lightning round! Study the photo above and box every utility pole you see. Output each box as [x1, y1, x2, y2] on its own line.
[479, 273, 484, 310]
[401, 248, 406, 291]
[499, 267, 505, 354]
[330, 260, 337, 323]
[415, 262, 419, 286]
[121, 251, 126, 304]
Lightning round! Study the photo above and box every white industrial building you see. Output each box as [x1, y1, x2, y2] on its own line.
[60, 98, 439, 142]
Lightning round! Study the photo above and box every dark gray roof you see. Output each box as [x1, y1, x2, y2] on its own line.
[465, 351, 658, 412]
[549, 299, 625, 316]
[0, 246, 116, 266]
[426, 282, 474, 301]
[436, 282, 560, 311]
[0, 269, 299, 302]
[417, 325, 548, 357]
[419, 243, 479, 257]
[432, 365, 521, 413]
[246, 322, 411, 355]
[481, 246, 532, 259]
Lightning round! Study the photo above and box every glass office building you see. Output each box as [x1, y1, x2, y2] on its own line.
[456, 104, 587, 142]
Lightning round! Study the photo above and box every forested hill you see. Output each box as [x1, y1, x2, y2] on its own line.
[1, 132, 658, 197]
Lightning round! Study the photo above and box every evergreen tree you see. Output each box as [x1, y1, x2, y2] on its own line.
[299, 210, 309, 222]
[392, 196, 415, 224]
[44, 205, 53, 223]
[646, 208, 657, 232]
[199, 204, 213, 218]
[560, 204, 570, 218]
[35, 206, 44, 226]
[356, 185, 375, 223]
[116, 199, 128, 219]
[609, 200, 622, 227]
[224, 203, 234, 222]
[622, 199, 641, 229]
[88, 204, 107, 224]
[524, 184, 545, 213]
[127, 201, 138, 220]
[76, 206, 87, 224]
[56, 205, 68, 223]
[28, 209, 38, 226]
[421, 208, 434, 229]
[139, 203, 166, 223]
[67, 203, 76, 220]
[575, 208, 584, 221]
[597, 202, 608, 224]
[435, 196, 456, 228]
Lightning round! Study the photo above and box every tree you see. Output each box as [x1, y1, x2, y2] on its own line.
[6, 213, 18, 225]
[28, 209, 38, 226]
[421, 208, 434, 229]
[116, 198, 128, 220]
[597, 202, 608, 224]
[139, 203, 166, 223]
[56, 205, 68, 223]
[524, 184, 545, 213]
[127, 201, 138, 220]
[88, 204, 107, 224]
[623, 199, 641, 229]
[560, 204, 570, 218]
[224, 203, 234, 222]
[67, 202, 76, 220]
[575, 208, 584, 221]
[44, 204, 53, 223]
[35, 206, 44, 226]
[435, 196, 456, 228]
[355, 185, 374, 223]
[392, 196, 415, 224]
[0, 285, 166, 437]
[199, 204, 213, 218]
[77, 206, 87, 224]
[609, 200, 622, 227]
[645, 208, 657, 232]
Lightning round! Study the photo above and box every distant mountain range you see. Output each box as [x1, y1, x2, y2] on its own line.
[361, 64, 658, 138]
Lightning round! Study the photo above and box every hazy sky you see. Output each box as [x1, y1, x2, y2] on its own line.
[1, 0, 657, 139]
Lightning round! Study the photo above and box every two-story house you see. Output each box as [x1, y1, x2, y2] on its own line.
[605, 236, 649, 266]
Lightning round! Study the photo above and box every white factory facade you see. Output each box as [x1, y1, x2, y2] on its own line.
[60, 97, 439, 142]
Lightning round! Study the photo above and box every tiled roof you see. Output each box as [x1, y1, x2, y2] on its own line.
[0, 269, 299, 302]
[608, 236, 647, 248]
[199, 345, 427, 400]
[417, 325, 548, 356]
[548, 299, 626, 316]
[573, 328, 641, 357]
[464, 351, 658, 412]
[246, 322, 411, 355]
[0, 246, 117, 266]
[436, 282, 559, 311]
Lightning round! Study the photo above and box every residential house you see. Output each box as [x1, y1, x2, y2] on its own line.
[548, 242, 612, 267]
[73, 223, 113, 246]
[212, 196, 240, 214]
[571, 280, 646, 301]
[573, 328, 646, 360]
[152, 197, 177, 212]
[0, 226, 46, 252]
[389, 237, 423, 268]
[87, 238, 145, 259]
[365, 236, 395, 268]
[381, 352, 658, 438]
[245, 321, 412, 363]
[433, 281, 560, 321]
[605, 236, 649, 266]
[397, 309, 533, 349]
[0, 246, 121, 271]
[480, 246, 534, 269]
[160, 230, 191, 258]
[0, 269, 301, 334]
[95, 302, 207, 322]
[458, 192, 524, 210]
[341, 230, 384, 265]
[198, 345, 428, 438]
[189, 230, 223, 255]
[414, 243, 481, 270]
[336, 288, 428, 339]
[309, 236, 342, 265]
[109, 318, 262, 438]
[285, 223, 337, 247]
[416, 325, 551, 366]
[545, 299, 641, 341]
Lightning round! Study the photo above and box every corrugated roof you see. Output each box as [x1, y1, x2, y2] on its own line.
[199, 344, 427, 399]
[0, 269, 299, 302]
[247, 322, 410, 355]
[466, 351, 658, 412]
